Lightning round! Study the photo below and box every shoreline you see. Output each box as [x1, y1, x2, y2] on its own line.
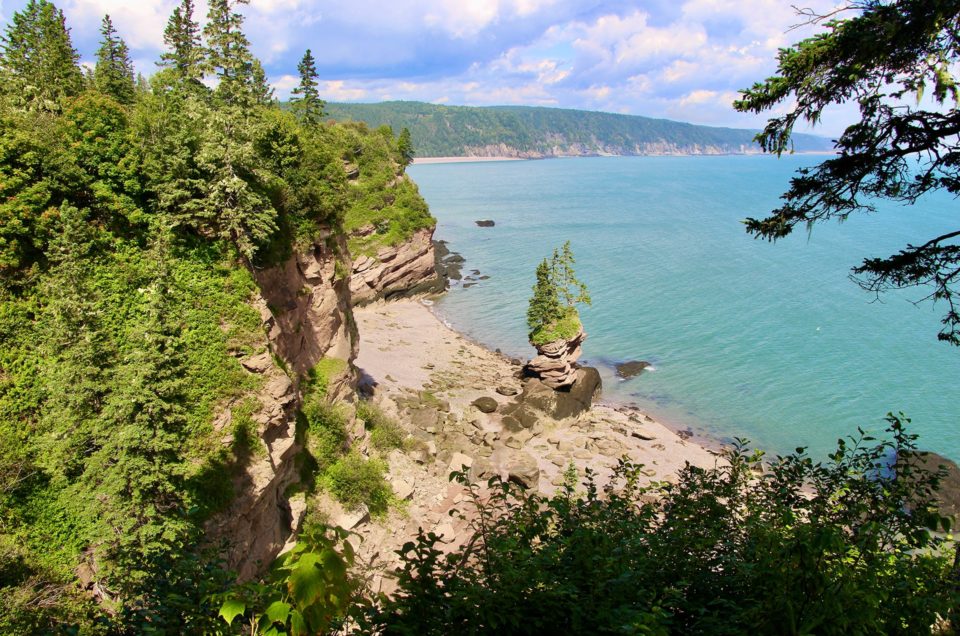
[355, 298, 721, 486]
[412, 151, 837, 165]
[412, 156, 525, 164]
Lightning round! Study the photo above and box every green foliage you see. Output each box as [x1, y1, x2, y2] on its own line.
[372, 417, 956, 635]
[734, 0, 960, 345]
[158, 0, 204, 85]
[324, 100, 832, 157]
[218, 525, 359, 635]
[291, 49, 325, 127]
[322, 452, 392, 515]
[93, 15, 135, 105]
[527, 241, 589, 344]
[357, 400, 405, 451]
[397, 126, 414, 166]
[0, 0, 83, 111]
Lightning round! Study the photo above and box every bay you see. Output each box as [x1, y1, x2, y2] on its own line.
[408, 156, 960, 460]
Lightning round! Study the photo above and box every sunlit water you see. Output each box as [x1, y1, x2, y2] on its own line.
[408, 156, 960, 460]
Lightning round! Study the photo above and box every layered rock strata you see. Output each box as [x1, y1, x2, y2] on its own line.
[350, 227, 443, 305]
[524, 326, 586, 389]
[207, 236, 358, 580]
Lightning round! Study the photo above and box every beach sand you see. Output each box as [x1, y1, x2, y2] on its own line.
[412, 156, 525, 164]
[331, 298, 721, 593]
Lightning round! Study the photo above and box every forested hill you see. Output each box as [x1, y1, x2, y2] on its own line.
[323, 101, 834, 158]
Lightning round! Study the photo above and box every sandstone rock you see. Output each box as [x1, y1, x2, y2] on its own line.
[503, 451, 540, 489]
[336, 504, 370, 530]
[241, 351, 273, 373]
[615, 360, 651, 379]
[504, 438, 523, 450]
[472, 396, 498, 413]
[410, 407, 440, 430]
[516, 368, 601, 420]
[448, 452, 474, 472]
[349, 227, 441, 305]
[496, 385, 519, 396]
[391, 479, 414, 501]
[523, 326, 586, 389]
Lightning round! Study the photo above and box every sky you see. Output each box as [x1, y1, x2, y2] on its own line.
[0, 0, 856, 135]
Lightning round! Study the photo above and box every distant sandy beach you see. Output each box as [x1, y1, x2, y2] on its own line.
[412, 156, 525, 165]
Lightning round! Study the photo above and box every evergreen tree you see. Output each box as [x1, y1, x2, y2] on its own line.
[0, 0, 83, 110]
[93, 15, 135, 105]
[553, 240, 590, 307]
[397, 126, 414, 166]
[527, 258, 562, 335]
[204, 0, 258, 106]
[158, 0, 204, 85]
[291, 48, 324, 126]
[250, 58, 274, 105]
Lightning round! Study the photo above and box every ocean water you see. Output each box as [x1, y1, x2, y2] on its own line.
[407, 156, 960, 461]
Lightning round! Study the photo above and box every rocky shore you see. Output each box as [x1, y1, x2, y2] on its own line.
[329, 299, 720, 594]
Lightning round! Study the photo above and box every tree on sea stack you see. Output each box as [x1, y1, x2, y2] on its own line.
[525, 241, 591, 389]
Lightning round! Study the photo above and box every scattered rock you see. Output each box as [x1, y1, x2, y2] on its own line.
[475, 219, 495, 227]
[615, 360, 651, 379]
[336, 504, 370, 530]
[471, 396, 498, 413]
[503, 451, 540, 489]
[496, 385, 520, 396]
[631, 430, 657, 441]
[241, 351, 273, 373]
[391, 479, 414, 501]
[448, 452, 474, 472]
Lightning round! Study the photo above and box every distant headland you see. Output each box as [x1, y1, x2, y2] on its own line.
[324, 100, 834, 158]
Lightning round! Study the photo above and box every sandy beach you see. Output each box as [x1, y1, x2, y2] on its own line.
[412, 156, 525, 164]
[315, 298, 722, 593]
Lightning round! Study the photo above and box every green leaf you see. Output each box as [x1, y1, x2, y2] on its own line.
[265, 600, 292, 624]
[289, 609, 308, 636]
[288, 553, 325, 607]
[219, 598, 246, 626]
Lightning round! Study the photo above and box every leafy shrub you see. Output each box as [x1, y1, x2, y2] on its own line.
[370, 416, 957, 635]
[356, 400, 404, 451]
[322, 452, 391, 515]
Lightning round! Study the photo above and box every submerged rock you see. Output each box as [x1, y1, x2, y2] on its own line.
[475, 219, 495, 227]
[615, 360, 651, 379]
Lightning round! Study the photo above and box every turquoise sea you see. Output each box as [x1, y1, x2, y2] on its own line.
[408, 156, 960, 461]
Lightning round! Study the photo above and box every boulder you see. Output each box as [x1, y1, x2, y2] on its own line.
[615, 360, 651, 379]
[472, 396, 498, 413]
[496, 385, 520, 396]
[503, 451, 540, 489]
[898, 451, 960, 521]
[517, 367, 601, 420]
[475, 219, 495, 227]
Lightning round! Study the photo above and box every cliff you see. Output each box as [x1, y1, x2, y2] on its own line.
[349, 226, 443, 304]
[206, 235, 358, 580]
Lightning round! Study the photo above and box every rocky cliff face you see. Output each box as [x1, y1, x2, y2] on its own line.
[350, 227, 443, 305]
[525, 326, 587, 389]
[207, 234, 358, 580]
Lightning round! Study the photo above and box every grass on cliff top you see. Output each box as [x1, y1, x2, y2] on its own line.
[529, 308, 582, 346]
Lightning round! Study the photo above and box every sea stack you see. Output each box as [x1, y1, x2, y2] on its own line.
[525, 324, 586, 389]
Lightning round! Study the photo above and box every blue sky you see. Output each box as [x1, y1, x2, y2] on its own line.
[0, 0, 854, 135]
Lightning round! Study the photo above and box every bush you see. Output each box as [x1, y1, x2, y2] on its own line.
[323, 452, 391, 515]
[356, 400, 404, 451]
[369, 416, 957, 635]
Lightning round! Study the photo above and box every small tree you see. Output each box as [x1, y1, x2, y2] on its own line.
[527, 242, 589, 344]
[397, 127, 414, 167]
[93, 15, 135, 105]
[158, 0, 204, 86]
[291, 48, 325, 126]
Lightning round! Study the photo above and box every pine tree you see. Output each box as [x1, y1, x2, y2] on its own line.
[553, 240, 590, 307]
[158, 0, 204, 85]
[0, 0, 83, 110]
[250, 58, 274, 105]
[93, 15, 135, 105]
[204, 0, 259, 106]
[291, 49, 324, 126]
[527, 258, 562, 335]
[398, 127, 414, 167]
